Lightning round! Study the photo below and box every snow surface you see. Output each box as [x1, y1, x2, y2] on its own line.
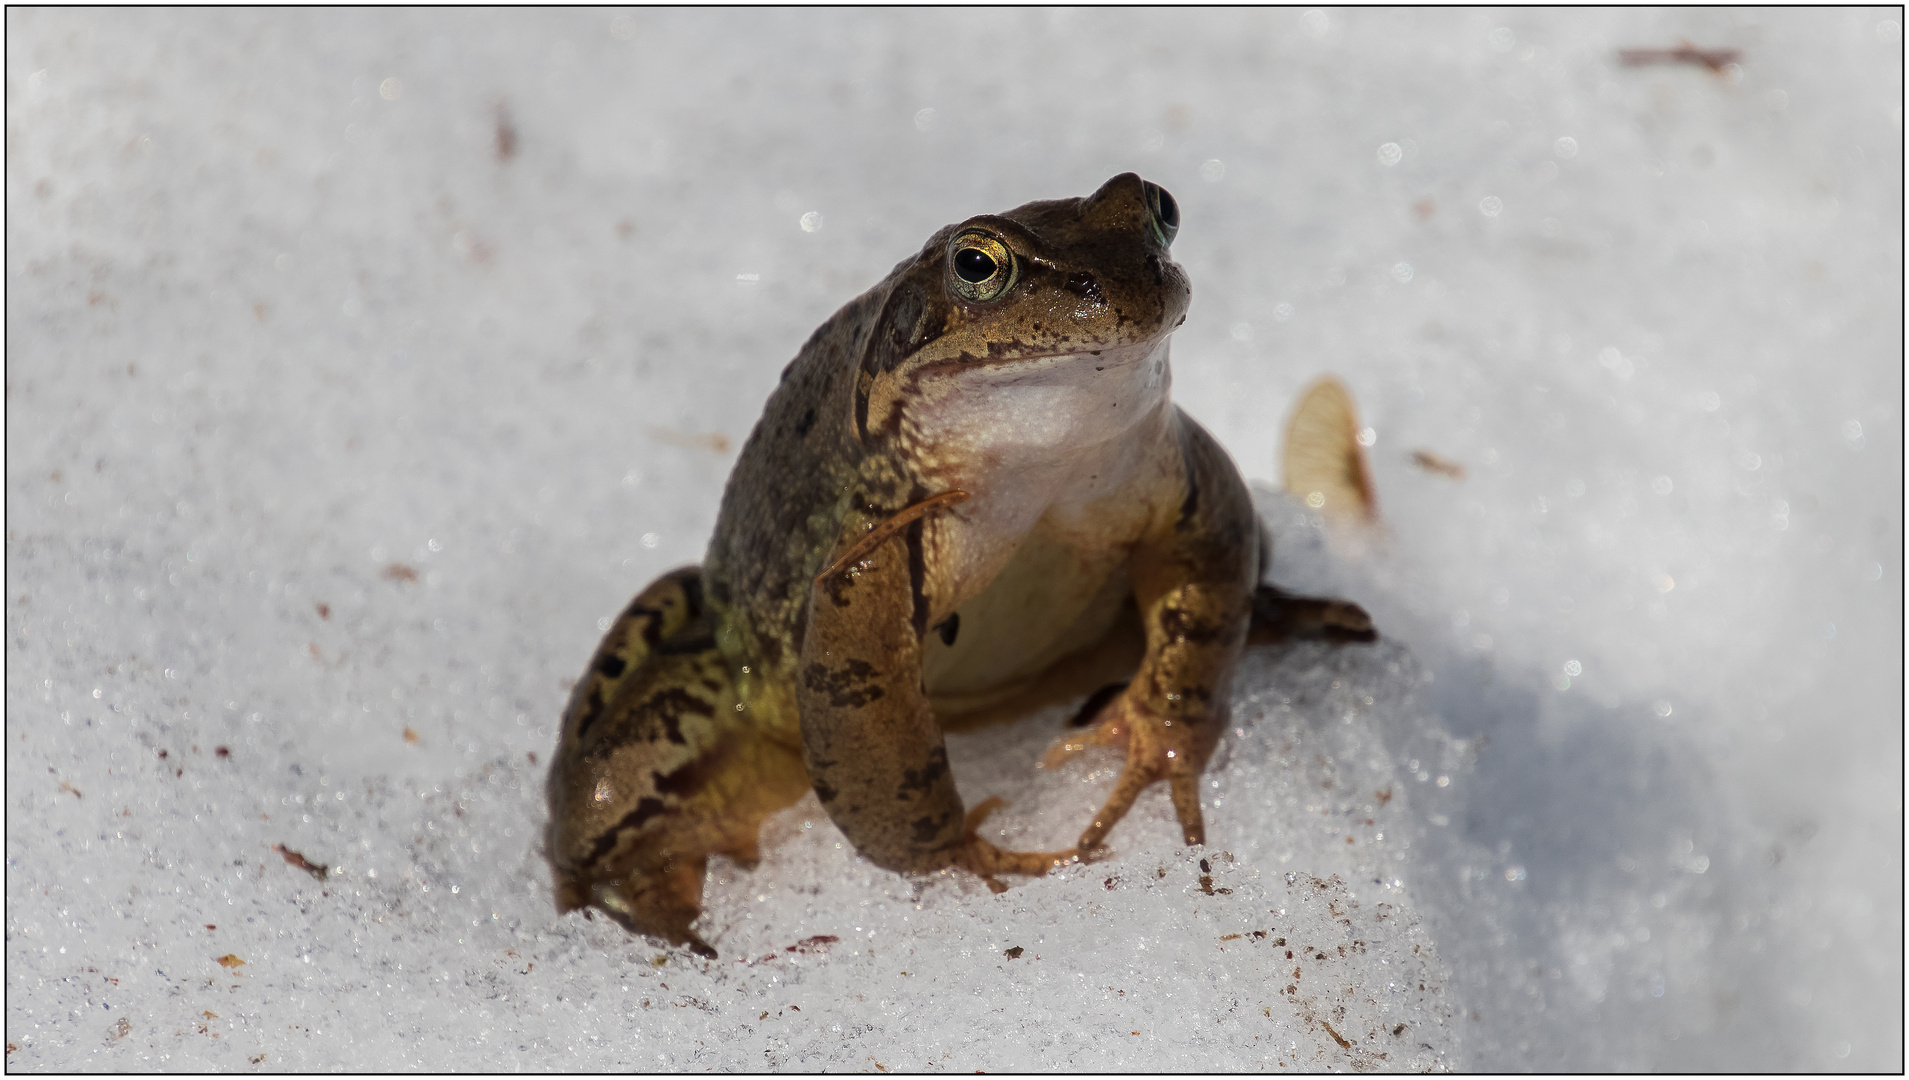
[6, 7, 1901, 1071]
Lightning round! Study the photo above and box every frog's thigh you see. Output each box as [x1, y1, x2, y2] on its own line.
[555, 566, 706, 752]
[798, 525, 971, 873]
[547, 638, 806, 954]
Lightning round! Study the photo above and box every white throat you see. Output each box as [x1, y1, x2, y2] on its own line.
[907, 337, 1173, 483]
[902, 337, 1177, 592]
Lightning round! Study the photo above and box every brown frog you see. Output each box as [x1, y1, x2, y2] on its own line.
[544, 173, 1372, 956]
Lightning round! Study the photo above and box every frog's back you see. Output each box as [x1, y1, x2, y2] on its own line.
[702, 286, 888, 668]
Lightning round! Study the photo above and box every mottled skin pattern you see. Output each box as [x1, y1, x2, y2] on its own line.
[545, 174, 1368, 956]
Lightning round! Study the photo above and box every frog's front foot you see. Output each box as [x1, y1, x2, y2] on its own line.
[1042, 692, 1216, 851]
[948, 796, 1086, 893]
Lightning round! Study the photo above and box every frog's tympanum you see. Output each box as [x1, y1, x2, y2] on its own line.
[544, 174, 1374, 956]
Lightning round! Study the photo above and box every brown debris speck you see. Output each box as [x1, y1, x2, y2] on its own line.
[646, 425, 731, 454]
[58, 781, 82, 798]
[1410, 450, 1466, 479]
[315, 602, 330, 620]
[215, 746, 231, 758]
[382, 563, 419, 583]
[271, 844, 329, 881]
[1617, 41, 1742, 72]
[216, 954, 246, 969]
[402, 727, 419, 745]
[494, 102, 518, 161]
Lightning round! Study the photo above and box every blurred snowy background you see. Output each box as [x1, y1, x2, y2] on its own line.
[7, 7, 1900, 1071]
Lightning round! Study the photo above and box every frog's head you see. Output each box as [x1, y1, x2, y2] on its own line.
[854, 173, 1191, 461]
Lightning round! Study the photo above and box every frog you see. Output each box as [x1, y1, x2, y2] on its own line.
[543, 173, 1374, 957]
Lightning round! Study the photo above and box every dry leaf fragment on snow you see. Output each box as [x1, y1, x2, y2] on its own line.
[1282, 376, 1378, 524]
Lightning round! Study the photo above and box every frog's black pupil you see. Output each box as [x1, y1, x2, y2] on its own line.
[1153, 185, 1179, 229]
[954, 247, 997, 284]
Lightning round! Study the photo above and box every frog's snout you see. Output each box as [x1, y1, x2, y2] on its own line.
[1085, 173, 1180, 249]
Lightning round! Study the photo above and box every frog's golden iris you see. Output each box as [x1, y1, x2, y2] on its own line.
[947, 230, 1017, 303]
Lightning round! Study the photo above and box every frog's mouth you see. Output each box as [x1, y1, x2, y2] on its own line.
[913, 334, 1166, 380]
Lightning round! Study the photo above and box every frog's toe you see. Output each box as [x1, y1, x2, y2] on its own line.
[963, 795, 1009, 833]
[1075, 756, 1160, 851]
[952, 835, 1081, 883]
[1167, 769, 1208, 847]
[949, 799, 1081, 885]
[1039, 711, 1131, 770]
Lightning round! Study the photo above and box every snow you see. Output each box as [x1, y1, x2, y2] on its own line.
[6, 7, 1900, 1071]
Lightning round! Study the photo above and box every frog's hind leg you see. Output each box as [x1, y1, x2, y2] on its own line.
[1247, 583, 1377, 644]
[554, 566, 707, 751]
[544, 569, 809, 957]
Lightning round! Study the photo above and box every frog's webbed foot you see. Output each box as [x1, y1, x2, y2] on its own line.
[1045, 691, 1215, 853]
[948, 796, 1084, 893]
[1248, 583, 1377, 645]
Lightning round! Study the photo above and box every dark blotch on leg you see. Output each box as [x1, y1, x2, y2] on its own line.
[582, 797, 668, 866]
[897, 746, 949, 798]
[911, 811, 953, 844]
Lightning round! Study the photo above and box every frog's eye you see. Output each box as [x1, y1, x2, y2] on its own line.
[1143, 181, 1179, 247]
[947, 231, 1018, 303]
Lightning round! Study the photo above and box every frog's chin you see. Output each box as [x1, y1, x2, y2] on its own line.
[904, 336, 1175, 469]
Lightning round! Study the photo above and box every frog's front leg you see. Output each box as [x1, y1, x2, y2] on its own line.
[797, 502, 1077, 886]
[1052, 413, 1259, 852]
